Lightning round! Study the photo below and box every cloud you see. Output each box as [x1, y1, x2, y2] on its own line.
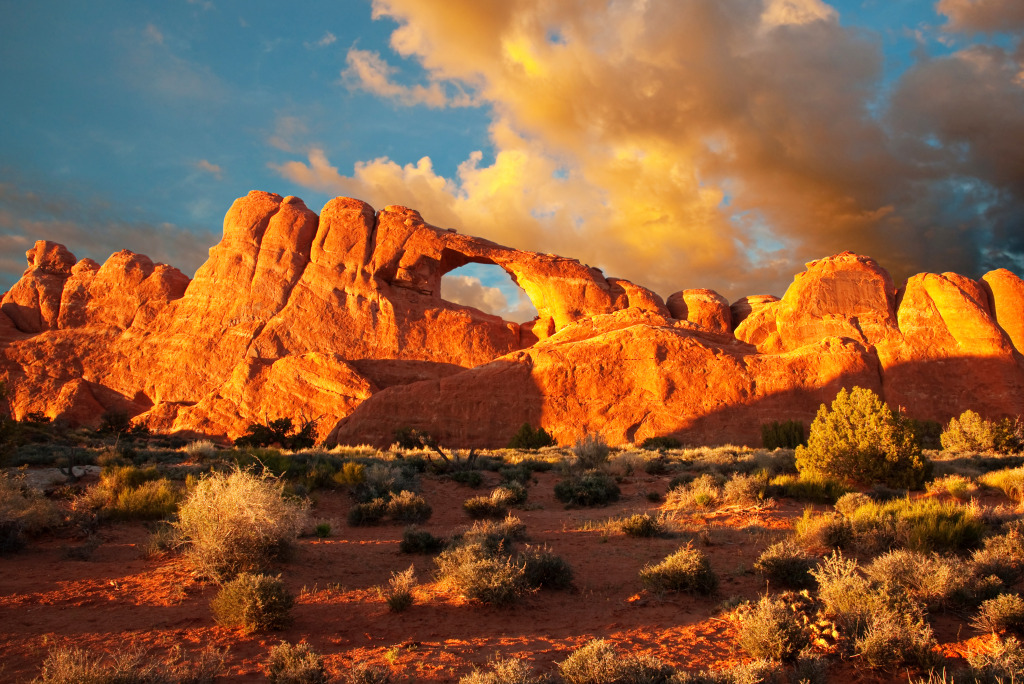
[440, 274, 538, 323]
[144, 24, 164, 45]
[306, 31, 337, 49]
[0, 181, 218, 289]
[341, 48, 478, 108]
[195, 159, 223, 179]
[937, 0, 1024, 33]
[277, 0, 1024, 300]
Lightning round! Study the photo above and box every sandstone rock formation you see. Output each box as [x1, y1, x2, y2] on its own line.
[1, 191, 1022, 448]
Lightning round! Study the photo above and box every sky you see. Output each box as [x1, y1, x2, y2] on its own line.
[2, 0, 1023, 322]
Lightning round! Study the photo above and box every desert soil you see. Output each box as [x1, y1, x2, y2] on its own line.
[0, 468, 998, 682]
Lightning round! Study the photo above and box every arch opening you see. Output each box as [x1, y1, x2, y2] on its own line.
[440, 262, 538, 324]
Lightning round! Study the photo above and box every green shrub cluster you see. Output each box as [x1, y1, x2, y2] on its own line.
[349, 489, 431, 526]
[736, 592, 813, 661]
[796, 387, 931, 489]
[554, 471, 620, 506]
[506, 423, 556, 449]
[639, 436, 682, 451]
[210, 572, 294, 633]
[558, 639, 673, 684]
[761, 420, 805, 450]
[265, 641, 328, 684]
[754, 540, 816, 589]
[235, 417, 316, 450]
[571, 433, 610, 470]
[942, 410, 1023, 453]
[399, 526, 446, 554]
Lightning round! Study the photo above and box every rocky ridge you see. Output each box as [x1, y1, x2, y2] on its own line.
[1, 191, 1022, 447]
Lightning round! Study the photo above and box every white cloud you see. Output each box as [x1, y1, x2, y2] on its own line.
[440, 274, 538, 322]
[341, 48, 478, 108]
[306, 31, 337, 49]
[195, 159, 223, 179]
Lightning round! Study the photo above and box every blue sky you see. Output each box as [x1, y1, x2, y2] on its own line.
[2, 0, 1023, 318]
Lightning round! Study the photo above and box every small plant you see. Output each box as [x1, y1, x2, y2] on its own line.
[571, 432, 610, 470]
[459, 657, 546, 684]
[794, 509, 852, 550]
[753, 540, 816, 589]
[343, 662, 393, 684]
[385, 490, 432, 523]
[235, 416, 317, 450]
[348, 498, 387, 526]
[723, 471, 768, 505]
[854, 606, 940, 670]
[332, 461, 366, 487]
[554, 471, 620, 506]
[519, 544, 574, 590]
[964, 636, 1024, 682]
[972, 593, 1024, 634]
[761, 420, 805, 449]
[175, 467, 308, 581]
[558, 639, 673, 684]
[979, 466, 1024, 503]
[37, 645, 224, 683]
[450, 469, 484, 487]
[666, 473, 721, 510]
[926, 473, 978, 500]
[769, 473, 850, 504]
[737, 592, 812, 661]
[265, 640, 328, 684]
[210, 572, 294, 633]
[639, 544, 718, 595]
[379, 565, 417, 612]
[865, 549, 977, 609]
[435, 541, 530, 606]
[400, 526, 445, 554]
[313, 521, 332, 538]
[464, 493, 510, 520]
[846, 496, 985, 553]
[183, 439, 218, 460]
[796, 386, 931, 489]
[972, 523, 1024, 584]
[618, 512, 668, 538]
[0, 471, 62, 553]
[507, 423, 556, 449]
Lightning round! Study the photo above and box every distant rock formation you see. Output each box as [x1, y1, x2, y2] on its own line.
[2, 191, 1022, 447]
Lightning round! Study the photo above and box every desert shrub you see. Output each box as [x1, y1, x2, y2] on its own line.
[342, 662, 393, 684]
[554, 472, 620, 506]
[385, 490, 432, 523]
[640, 544, 718, 595]
[379, 564, 416, 612]
[640, 436, 682, 451]
[979, 466, 1024, 503]
[458, 657, 546, 684]
[854, 607, 940, 670]
[462, 515, 528, 552]
[972, 523, 1024, 584]
[666, 474, 721, 510]
[865, 549, 978, 609]
[210, 572, 293, 633]
[355, 463, 415, 502]
[572, 432, 611, 470]
[796, 387, 931, 489]
[348, 498, 387, 526]
[810, 552, 875, 635]
[265, 641, 328, 684]
[768, 473, 850, 504]
[994, 417, 1024, 453]
[312, 521, 332, 538]
[964, 636, 1024, 683]
[332, 461, 366, 487]
[973, 593, 1024, 634]
[761, 420, 805, 450]
[519, 545, 574, 590]
[671, 660, 782, 684]
[753, 541, 815, 589]
[464, 494, 510, 520]
[723, 472, 768, 505]
[0, 471, 62, 552]
[435, 540, 530, 606]
[174, 467, 308, 581]
[845, 497, 985, 553]
[400, 526, 445, 554]
[619, 513, 668, 538]
[450, 470, 484, 487]
[794, 510, 852, 550]
[907, 418, 944, 451]
[558, 639, 673, 684]
[942, 410, 1000, 453]
[183, 440, 218, 460]
[833, 491, 872, 517]
[927, 473, 978, 499]
[37, 645, 224, 684]
[103, 478, 180, 521]
[507, 423, 556, 449]
[736, 593, 812, 661]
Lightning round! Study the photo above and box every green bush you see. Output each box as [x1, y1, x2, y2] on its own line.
[458, 658, 546, 684]
[265, 641, 328, 684]
[853, 607, 940, 670]
[639, 544, 718, 595]
[435, 541, 530, 606]
[640, 436, 682, 451]
[846, 497, 985, 553]
[557, 639, 673, 684]
[235, 417, 316, 450]
[865, 549, 978, 609]
[348, 498, 387, 526]
[619, 513, 668, 538]
[737, 593, 812, 661]
[769, 473, 850, 504]
[666, 473, 721, 510]
[399, 526, 445, 554]
[941, 410, 999, 452]
[795, 387, 931, 489]
[979, 466, 1024, 503]
[463, 494, 509, 520]
[210, 572, 293, 633]
[507, 423, 556, 449]
[753, 541, 815, 589]
[723, 471, 768, 505]
[554, 472, 620, 506]
[462, 515, 528, 553]
[519, 545, 574, 590]
[761, 420, 805, 450]
[174, 468, 308, 581]
[794, 510, 852, 550]
[450, 470, 484, 487]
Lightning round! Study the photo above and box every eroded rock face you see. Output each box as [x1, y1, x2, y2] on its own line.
[1, 192, 1022, 445]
